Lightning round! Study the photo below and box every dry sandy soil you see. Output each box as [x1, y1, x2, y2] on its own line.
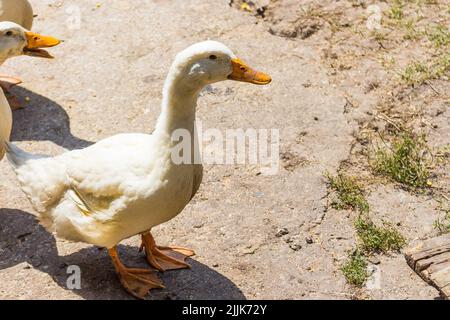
[0, 0, 448, 299]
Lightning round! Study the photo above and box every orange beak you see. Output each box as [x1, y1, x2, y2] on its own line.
[228, 58, 272, 85]
[23, 31, 61, 58]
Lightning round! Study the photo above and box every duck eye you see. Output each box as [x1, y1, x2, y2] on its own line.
[209, 55, 217, 60]
[5, 31, 13, 37]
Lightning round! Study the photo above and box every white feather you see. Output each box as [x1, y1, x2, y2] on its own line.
[5, 41, 241, 248]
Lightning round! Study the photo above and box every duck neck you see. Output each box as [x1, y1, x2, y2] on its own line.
[0, 47, 20, 65]
[153, 71, 201, 139]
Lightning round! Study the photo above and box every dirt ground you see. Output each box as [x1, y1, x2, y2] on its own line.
[0, 0, 448, 300]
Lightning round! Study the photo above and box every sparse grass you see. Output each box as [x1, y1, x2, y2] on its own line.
[433, 53, 450, 78]
[341, 249, 369, 287]
[389, 0, 404, 20]
[355, 215, 406, 253]
[401, 61, 431, 86]
[427, 24, 450, 48]
[326, 173, 369, 213]
[373, 133, 431, 188]
[403, 19, 423, 40]
[381, 56, 397, 69]
[401, 53, 450, 86]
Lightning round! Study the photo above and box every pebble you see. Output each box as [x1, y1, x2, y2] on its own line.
[275, 228, 289, 237]
[368, 256, 381, 265]
[306, 237, 314, 244]
[289, 243, 302, 251]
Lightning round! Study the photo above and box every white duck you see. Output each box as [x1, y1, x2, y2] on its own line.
[0, 20, 59, 109]
[0, 21, 59, 159]
[0, 0, 33, 100]
[3, 41, 271, 299]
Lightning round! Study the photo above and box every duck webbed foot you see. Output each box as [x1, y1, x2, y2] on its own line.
[0, 75, 22, 110]
[108, 246, 164, 299]
[140, 231, 195, 272]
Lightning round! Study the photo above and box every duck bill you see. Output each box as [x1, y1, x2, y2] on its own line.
[23, 31, 61, 59]
[228, 58, 272, 85]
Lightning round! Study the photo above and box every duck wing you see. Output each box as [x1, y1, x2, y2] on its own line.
[7, 133, 155, 219]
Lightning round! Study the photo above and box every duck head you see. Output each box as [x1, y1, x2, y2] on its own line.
[0, 21, 60, 64]
[168, 41, 271, 93]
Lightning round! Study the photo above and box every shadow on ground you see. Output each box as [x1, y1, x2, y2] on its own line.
[0, 209, 245, 300]
[10, 86, 93, 150]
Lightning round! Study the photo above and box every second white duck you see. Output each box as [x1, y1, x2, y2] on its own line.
[0, 21, 59, 159]
[0, 21, 60, 109]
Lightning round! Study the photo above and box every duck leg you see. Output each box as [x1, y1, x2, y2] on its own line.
[108, 246, 164, 299]
[0, 75, 22, 110]
[140, 231, 195, 272]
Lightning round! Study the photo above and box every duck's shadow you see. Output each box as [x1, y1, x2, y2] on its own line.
[10, 86, 93, 150]
[0, 209, 246, 300]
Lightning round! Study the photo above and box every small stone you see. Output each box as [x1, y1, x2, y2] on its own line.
[305, 237, 314, 244]
[368, 256, 381, 265]
[275, 228, 289, 237]
[289, 243, 302, 251]
[212, 263, 219, 268]
[241, 245, 258, 255]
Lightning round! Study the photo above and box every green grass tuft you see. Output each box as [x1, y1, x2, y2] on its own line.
[401, 61, 431, 86]
[341, 250, 369, 287]
[389, 0, 404, 20]
[403, 19, 422, 41]
[401, 54, 450, 86]
[433, 53, 450, 78]
[373, 134, 430, 188]
[427, 24, 450, 48]
[355, 215, 406, 253]
[326, 173, 370, 213]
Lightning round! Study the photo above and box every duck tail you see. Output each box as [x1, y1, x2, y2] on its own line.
[4, 141, 39, 168]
